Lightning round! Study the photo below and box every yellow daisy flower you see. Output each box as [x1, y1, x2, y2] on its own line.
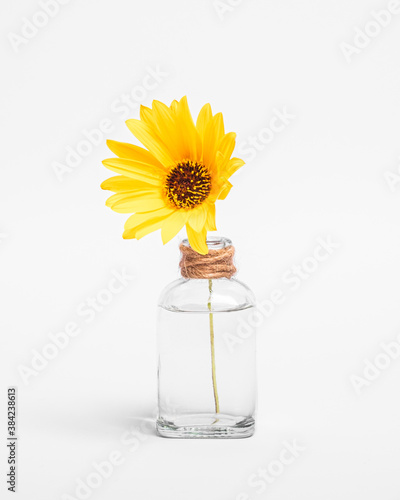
[101, 96, 244, 255]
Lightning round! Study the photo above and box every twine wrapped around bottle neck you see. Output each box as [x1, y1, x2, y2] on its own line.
[179, 243, 237, 279]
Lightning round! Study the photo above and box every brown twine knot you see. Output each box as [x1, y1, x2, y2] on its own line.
[179, 243, 237, 279]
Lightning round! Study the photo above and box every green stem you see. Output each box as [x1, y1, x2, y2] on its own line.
[208, 279, 220, 420]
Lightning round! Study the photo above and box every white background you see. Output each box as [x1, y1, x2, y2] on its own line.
[1, 0, 400, 498]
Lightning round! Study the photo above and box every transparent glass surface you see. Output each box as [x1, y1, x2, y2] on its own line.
[156, 237, 257, 438]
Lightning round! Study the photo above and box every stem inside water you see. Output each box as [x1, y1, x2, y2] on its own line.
[208, 279, 220, 421]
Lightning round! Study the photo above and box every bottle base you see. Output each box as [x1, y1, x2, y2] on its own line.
[156, 414, 255, 439]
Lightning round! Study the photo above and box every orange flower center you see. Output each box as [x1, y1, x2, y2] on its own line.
[165, 160, 212, 209]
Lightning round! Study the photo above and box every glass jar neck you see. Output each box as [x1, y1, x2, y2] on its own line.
[179, 236, 236, 280]
[180, 236, 233, 252]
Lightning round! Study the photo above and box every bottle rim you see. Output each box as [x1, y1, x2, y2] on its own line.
[181, 236, 232, 251]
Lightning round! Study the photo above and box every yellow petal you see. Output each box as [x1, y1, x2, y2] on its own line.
[188, 204, 207, 232]
[106, 190, 166, 213]
[226, 157, 245, 178]
[217, 181, 233, 200]
[208, 165, 233, 201]
[161, 210, 189, 244]
[176, 96, 201, 160]
[123, 207, 174, 238]
[125, 216, 170, 240]
[135, 221, 164, 239]
[102, 158, 163, 186]
[170, 99, 179, 114]
[217, 132, 236, 164]
[196, 103, 212, 140]
[101, 175, 156, 192]
[205, 203, 217, 231]
[135, 211, 179, 240]
[125, 119, 174, 167]
[214, 150, 228, 178]
[124, 207, 173, 230]
[209, 154, 229, 201]
[153, 100, 175, 121]
[139, 105, 156, 127]
[106, 140, 163, 168]
[151, 100, 181, 161]
[203, 113, 225, 171]
[186, 224, 208, 255]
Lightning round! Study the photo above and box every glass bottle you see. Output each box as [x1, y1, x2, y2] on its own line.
[156, 236, 257, 438]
